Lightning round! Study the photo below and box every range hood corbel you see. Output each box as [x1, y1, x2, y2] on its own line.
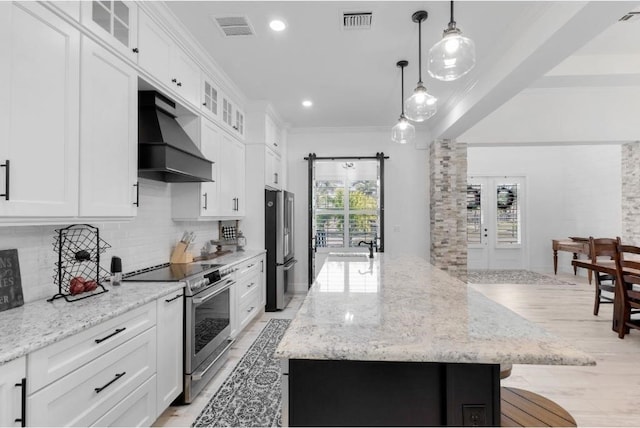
[138, 91, 213, 183]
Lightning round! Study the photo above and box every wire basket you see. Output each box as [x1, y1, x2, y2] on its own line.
[48, 224, 111, 302]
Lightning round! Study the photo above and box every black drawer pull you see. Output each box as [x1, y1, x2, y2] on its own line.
[1, 160, 9, 200]
[95, 327, 126, 344]
[165, 294, 182, 303]
[14, 378, 25, 427]
[94, 372, 126, 394]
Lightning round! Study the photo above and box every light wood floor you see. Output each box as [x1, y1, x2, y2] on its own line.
[155, 271, 640, 427]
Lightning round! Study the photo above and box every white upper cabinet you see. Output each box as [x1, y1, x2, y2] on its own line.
[137, 10, 201, 108]
[171, 118, 222, 220]
[201, 74, 220, 121]
[264, 113, 281, 154]
[221, 92, 245, 140]
[218, 134, 246, 218]
[172, 47, 201, 107]
[0, 2, 80, 218]
[81, 0, 138, 62]
[79, 36, 138, 217]
[265, 147, 282, 190]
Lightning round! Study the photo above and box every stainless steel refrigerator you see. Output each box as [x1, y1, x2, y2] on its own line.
[265, 189, 296, 311]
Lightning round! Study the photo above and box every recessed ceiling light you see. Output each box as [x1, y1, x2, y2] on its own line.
[302, 100, 313, 108]
[269, 19, 286, 32]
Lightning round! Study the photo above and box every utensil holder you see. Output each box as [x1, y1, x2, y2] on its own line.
[170, 242, 193, 264]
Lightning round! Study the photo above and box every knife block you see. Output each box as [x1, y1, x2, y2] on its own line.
[170, 242, 193, 264]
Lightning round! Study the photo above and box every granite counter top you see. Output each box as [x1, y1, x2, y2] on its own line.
[0, 250, 265, 365]
[275, 253, 595, 366]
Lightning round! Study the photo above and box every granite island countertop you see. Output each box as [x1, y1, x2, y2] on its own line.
[275, 253, 595, 366]
[0, 249, 265, 365]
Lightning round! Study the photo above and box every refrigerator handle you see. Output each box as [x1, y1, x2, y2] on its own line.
[283, 259, 298, 271]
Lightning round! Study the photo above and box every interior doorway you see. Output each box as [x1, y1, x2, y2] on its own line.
[467, 176, 527, 270]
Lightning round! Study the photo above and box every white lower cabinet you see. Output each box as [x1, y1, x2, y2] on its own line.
[27, 327, 157, 427]
[233, 254, 265, 334]
[92, 375, 157, 427]
[156, 290, 184, 415]
[0, 357, 25, 427]
[22, 288, 184, 427]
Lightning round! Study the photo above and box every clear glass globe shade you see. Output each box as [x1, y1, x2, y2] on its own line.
[428, 30, 476, 82]
[391, 116, 415, 144]
[404, 85, 437, 122]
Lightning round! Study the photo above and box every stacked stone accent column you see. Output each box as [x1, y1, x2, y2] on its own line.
[429, 139, 468, 280]
[622, 142, 640, 244]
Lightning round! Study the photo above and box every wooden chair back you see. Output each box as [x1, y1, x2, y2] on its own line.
[589, 237, 619, 262]
[613, 243, 640, 338]
[589, 237, 621, 315]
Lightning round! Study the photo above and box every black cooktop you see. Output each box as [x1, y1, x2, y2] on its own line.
[122, 263, 224, 282]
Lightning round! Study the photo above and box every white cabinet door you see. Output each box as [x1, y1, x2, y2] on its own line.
[137, 9, 172, 85]
[219, 134, 245, 217]
[138, 10, 201, 108]
[265, 114, 281, 154]
[201, 75, 220, 121]
[235, 108, 245, 139]
[173, 48, 201, 107]
[200, 120, 221, 216]
[79, 36, 138, 217]
[156, 290, 184, 416]
[265, 147, 282, 190]
[81, 0, 138, 62]
[0, 357, 25, 427]
[0, 2, 80, 217]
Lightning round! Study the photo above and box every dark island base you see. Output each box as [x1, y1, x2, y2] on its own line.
[288, 359, 501, 427]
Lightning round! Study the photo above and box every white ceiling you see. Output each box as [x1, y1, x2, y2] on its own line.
[165, 1, 640, 137]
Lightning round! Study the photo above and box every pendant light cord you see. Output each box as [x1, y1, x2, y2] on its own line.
[400, 65, 405, 114]
[450, 1, 455, 25]
[417, 19, 423, 84]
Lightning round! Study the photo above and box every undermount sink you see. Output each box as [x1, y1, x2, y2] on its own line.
[327, 252, 371, 262]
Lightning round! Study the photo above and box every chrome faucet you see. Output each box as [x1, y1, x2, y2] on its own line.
[358, 240, 374, 259]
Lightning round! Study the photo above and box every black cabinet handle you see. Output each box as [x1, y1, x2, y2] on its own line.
[203, 192, 208, 210]
[95, 327, 126, 344]
[274, 173, 278, 184]
[1, 160, 9, 200]
[14, 378, 25, 427]
[171, 78, 177, 83]
[202, 102, 207, 106]
[177, 82, 182, 87]
[94, 372, 126, 394]
[133, 182, 139, 206]
[132, 47, 139, 53]
[165, 293, 182, 303]
[274, 142, 278, 147]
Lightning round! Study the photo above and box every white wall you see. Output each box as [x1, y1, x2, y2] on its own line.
[3, 179, 222, 304]
[468, 144, 622, 273]
[287, 129, 430, 292]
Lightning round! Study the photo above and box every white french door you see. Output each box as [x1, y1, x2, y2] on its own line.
[467, 176, 526, 270]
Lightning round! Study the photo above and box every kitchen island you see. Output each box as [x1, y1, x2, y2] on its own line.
[274, 253, 595, 427]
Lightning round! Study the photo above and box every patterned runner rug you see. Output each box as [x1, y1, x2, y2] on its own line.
[192, 318, 290, 427]
[468, 270, 576, 285]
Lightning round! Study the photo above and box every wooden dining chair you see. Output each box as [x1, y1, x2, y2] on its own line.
[613, 243, 640, 339]
[589, 236, 620, 316]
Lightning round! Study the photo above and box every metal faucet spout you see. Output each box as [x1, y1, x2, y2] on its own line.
[358, 241, 374, 258]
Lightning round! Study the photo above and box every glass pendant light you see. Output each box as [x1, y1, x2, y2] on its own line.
[391, 60, 415, 144]
[405, 10, 437, 122]
[428, 1, 476, 81]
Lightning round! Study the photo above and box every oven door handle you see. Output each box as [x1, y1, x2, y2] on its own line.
[191, 338, 234, 381]
[192, 279, 234, 305]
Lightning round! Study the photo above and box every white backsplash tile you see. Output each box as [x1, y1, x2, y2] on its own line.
[5, 179, 222, 303]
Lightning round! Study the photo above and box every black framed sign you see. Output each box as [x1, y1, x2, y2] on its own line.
[0, 249, 23, 312]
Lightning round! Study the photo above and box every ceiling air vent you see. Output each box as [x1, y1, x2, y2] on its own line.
[213, 16, 254, 36]
[342, 12, 373, 30]
[619, 11, 640, 22]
